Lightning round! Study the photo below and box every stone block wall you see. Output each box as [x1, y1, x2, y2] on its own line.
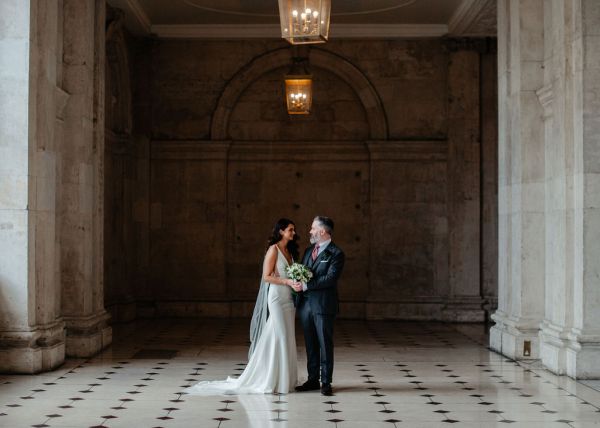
[104, 37, 498, 321]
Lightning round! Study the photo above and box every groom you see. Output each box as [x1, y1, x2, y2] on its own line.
[292, 216, 345, 396]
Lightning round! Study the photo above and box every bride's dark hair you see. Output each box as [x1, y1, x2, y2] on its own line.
[267, 218, 299, 261]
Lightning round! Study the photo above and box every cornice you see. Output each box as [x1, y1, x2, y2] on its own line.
[150, 23, 449, 39]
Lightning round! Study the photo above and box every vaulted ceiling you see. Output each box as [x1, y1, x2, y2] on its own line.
[106, 0, 496, 39]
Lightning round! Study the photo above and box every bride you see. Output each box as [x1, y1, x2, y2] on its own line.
[185, 218, 301, 395]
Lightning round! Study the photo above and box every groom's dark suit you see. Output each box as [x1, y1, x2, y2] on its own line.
[296, 241, 345, 385]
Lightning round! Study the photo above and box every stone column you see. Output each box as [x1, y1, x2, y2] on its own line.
[481, 48, 499, 318]
[443, 40, 485, 322]
[0, 0, 66, 373]
[490, 0, 545, 360]
[572, 0, 600, 379]
[60, 0, 111, 357]
[539, 0, 600, 378]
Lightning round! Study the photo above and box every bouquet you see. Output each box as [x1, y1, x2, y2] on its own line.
[285, 263, 313, 295]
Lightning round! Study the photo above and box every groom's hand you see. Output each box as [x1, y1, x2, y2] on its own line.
[291, 281, 303, 292]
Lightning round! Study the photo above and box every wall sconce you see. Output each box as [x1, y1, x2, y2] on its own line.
[284, 58, 312, 115]
[278, 0, 331, 45]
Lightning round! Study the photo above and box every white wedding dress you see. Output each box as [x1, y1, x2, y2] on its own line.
[185, 247, 298, 395]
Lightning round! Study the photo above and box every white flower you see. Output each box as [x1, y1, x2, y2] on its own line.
[285, 263, 313, 283]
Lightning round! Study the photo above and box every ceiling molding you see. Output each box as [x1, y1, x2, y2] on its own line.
[151, 23, 449, 39]
[448, 0, 496, 36]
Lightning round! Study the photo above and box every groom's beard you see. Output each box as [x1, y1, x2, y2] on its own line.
[309, 234, 318, 244]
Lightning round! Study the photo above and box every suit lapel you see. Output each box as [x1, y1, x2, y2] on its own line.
[313, 242, 335, 267]
[304, 245, 314, 268]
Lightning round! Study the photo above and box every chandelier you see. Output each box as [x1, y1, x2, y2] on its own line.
[284, 58, 312, 115]
[278, 0, 331, 45]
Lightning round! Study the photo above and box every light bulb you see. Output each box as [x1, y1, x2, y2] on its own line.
[313, 11, 319, 18]
[292, 10, 298, 17]
[306, 8, 312, 15]
[301, 13, 306, 19]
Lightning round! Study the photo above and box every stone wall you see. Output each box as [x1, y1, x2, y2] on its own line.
[491, 0, 600, 379]
[102, 38, 499, 321]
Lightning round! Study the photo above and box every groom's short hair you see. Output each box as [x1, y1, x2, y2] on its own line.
[315, 216, 334, 235]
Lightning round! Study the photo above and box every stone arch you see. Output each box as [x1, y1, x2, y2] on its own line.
[210, 47, 388, 140]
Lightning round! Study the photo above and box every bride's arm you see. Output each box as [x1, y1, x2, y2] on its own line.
[263, 246, 294, 287]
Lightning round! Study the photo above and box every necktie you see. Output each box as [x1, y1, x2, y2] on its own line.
[311, 244, 320, 261]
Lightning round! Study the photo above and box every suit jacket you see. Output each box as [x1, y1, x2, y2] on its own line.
[297, 242, 345, 315]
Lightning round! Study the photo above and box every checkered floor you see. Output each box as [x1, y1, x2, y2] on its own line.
[1, 319, 599, 427]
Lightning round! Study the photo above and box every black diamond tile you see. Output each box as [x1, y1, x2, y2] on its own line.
[217, 408, 233, 412]
[7, 404, 21, 408]
[478, 402, 493, 405]
[384, 419, 401, 423]
[443, 419, 460, 423]
[157, 416, 173, 420]
[435, 410, 450, 414]
[101, 415, 117, 419]
[542, 410, 557, 414]
[327, 419, 344, 423]
[58, 405, 73, 409]
[379, 409, 396, 413]
[530, 402, 545, 406]
[555, 420, 573, 423]
[488, 410, 504, 414]
[326, 409, 341, 413]
[213, 417, 230, 421]
[499, 420, 516, 424]
[111, 406, 126, 410]
[45, 414, 62, 418]
[31, 425, 49, 428]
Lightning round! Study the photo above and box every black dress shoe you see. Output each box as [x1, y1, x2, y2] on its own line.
[321, 383, 333, 396]
[295, 380, 320, 392]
